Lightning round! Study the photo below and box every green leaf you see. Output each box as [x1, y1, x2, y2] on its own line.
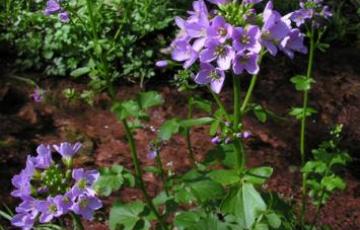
[254, 223, 269, 230]
[289, 107, 317, 120]
[179, 117, 214, 128]
[137, 91, 164, 109]
[222, 183, 266, 229]
[158, 119, 180, 141]
[207, 170, 240, 186]
[112, 100, 140, 120]
[254, 105, 267, 123]
[265, 212, 281, 229]
[188, 179, 225, 203]
[94, 165, 130, 196]
[109, 201, 145, 230]
[174, 211, 202, 230]
[70, 67, 91, 78]
[244, 167, 273, 185]
[190, 97, 212, 113]
[290, 75, 315, 91]
[322, 175, 346, 191]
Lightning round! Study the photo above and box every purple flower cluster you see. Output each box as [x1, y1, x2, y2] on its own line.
[44, 0, 70, 23]
[170, 0, 308, 94]
[11, 142, 102, 230]
[289, 0, 332, 28]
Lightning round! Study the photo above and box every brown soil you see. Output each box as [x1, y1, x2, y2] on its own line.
[0, 47, 360, 229]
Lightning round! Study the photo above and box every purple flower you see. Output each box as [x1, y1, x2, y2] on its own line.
[207, 16, 233, 43]
[31, 88, 44, 103]
[233, 52, 259, 75]
[147, 151, 158, 160]
[290, 0, 332, 27]
[71, 194, 102, 220]
[188, 0, 209, 23]
[53, 142, 82, 159]
[11, 212, 35, 230]
[11, 157, 34, 198]
[32, 144, 53, 169]
[243, 0, 262, 4]
[172, 40, 198, 69]
[59, 11, 70, 23]
[232, 25, 261, 53]
[211, 136, 222, 145]
[261, 1, 291, 56]
[207, 0, 230, 5]
[280, 29, 307, 58]
[12, 198, 39, 230]
[242, 131, 252, 139]
[200, 39, 235, 70]
[37, 197, 63, 223]
[155, 60, 168, 68]
[44, 0, 61, 16]
[194, 63, 225, 94]
[72, 168, 99, 196]
[54, 192, 75, 214]
[290, 9, 313, 27]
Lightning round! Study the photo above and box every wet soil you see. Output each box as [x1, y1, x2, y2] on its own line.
[0, 46, 360, 229]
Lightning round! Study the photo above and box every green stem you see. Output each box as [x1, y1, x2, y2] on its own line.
[232, 75, 245, 171]
[71, 213, 84, 230]
[239, 51, 265, 116]
[122, 120, 168, 230]
[300, 27, 316, 229]
[208, 87, 231, 121]
[233, 76, 241, 130]
[185, 100, 196, 166]
[155, 153, 170, 196]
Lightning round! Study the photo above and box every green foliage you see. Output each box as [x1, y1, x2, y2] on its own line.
[290, 75, 316, 91]
[109, 201, 151, 230]
[112, 91, 164, 122]
[289, 107, 317, 120]
[221, 183, 267, 229]
[303, 125, 351, 207]
[158, 117, 214, 141]
[0, 0, 179, 91]
[94, 165, 135, 196]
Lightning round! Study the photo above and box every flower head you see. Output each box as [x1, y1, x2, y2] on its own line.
[53, 142, 82, 159]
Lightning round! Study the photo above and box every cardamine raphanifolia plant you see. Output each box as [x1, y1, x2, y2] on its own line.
[169, 0, 309, 93]
[11, 142, 102, 230]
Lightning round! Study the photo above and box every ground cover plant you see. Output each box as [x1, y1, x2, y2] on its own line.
[0, 0, 359, 229]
